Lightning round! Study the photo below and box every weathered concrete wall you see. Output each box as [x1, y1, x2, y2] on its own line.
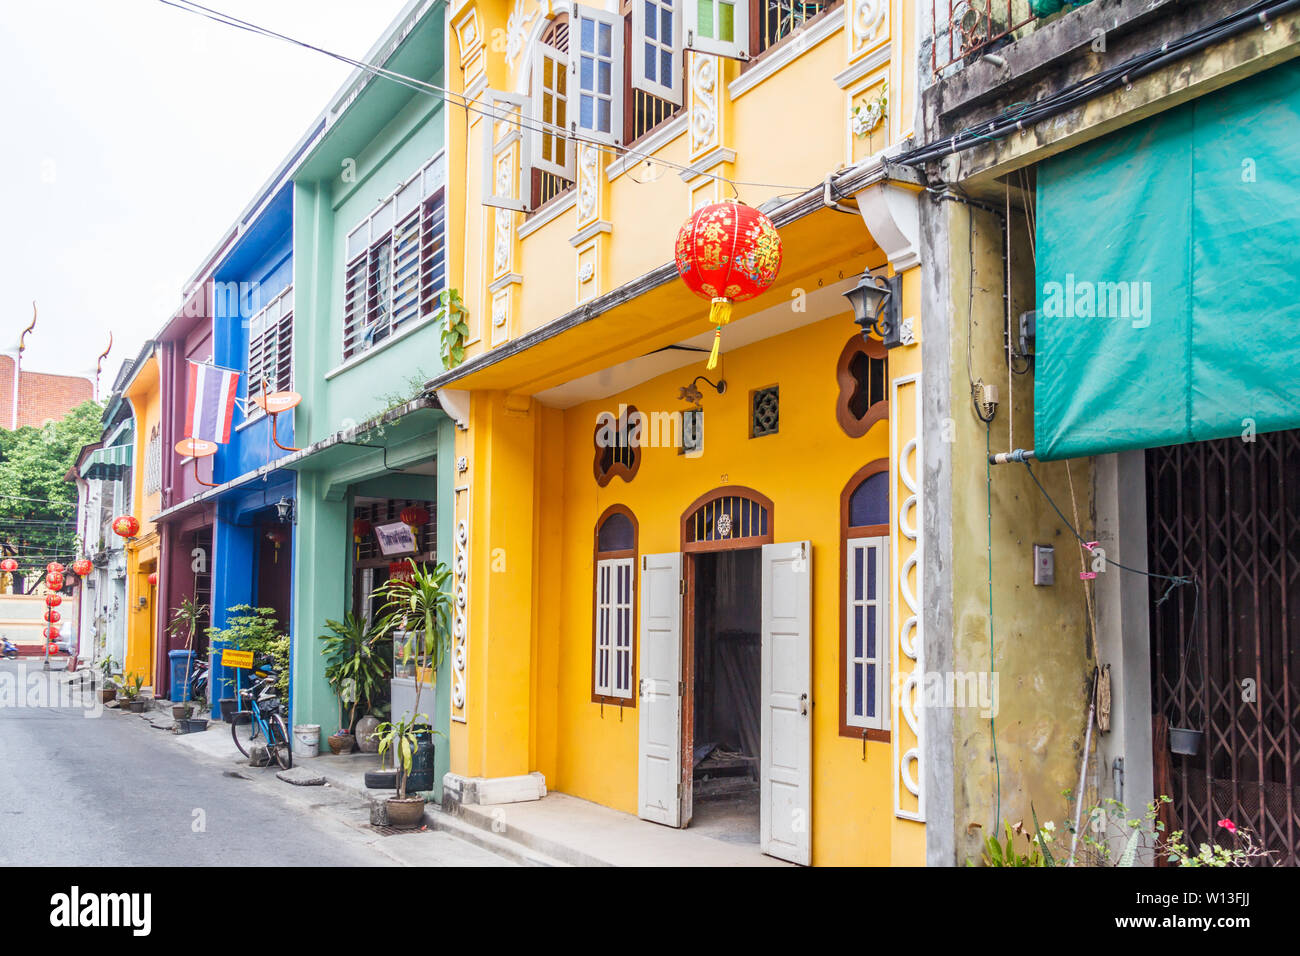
[939, 197, 1094, 864]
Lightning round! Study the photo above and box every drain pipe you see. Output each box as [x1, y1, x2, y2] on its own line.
[822, 175, 860, 215]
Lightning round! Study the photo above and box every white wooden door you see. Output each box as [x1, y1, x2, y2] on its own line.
[638, 552, 683, 827]
[761, 541, 813, 864]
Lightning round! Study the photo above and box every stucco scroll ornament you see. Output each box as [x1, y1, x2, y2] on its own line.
[577, 143, 600, 222]
[493, 156, 513, 275]
[505, 0, 538, 65]
[853, 0, 886, 54]
[689, 55, 718, 154]
[452, 519, 469, 712]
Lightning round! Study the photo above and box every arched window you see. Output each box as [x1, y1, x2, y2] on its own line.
[681, 486, 773, 551]
[593, 505, 637, 704]
[835, 333, 888, 438]
[840, 460, 890, 738]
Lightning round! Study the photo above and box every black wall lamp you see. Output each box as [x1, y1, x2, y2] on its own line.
[275, 496, 296, 525]
[844, 272, 903, 348]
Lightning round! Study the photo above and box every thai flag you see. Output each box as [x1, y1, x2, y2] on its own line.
[183, 361, 240, 444]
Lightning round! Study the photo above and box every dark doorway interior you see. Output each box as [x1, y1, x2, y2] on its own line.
[691, 548, 761, 840]
[1147, 429, 1300, 865]
[255, 514, 292, 630]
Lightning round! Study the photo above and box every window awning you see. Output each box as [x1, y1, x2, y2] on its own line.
[79, 444, 133, 480]
[1033, 59, 1300, 461]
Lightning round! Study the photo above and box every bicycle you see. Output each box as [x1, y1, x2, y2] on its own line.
[230, 664, 293, 770]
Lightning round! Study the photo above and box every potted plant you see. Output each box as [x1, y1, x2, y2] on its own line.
[374, 559, 452, 795]
[319, 612, 391, 755]
[207, 606, 290, 722]
[120, 672, 146, 712]
[98, 655, 118, 703]
[166, 595, 208, 721]
[374, 714, 444, 827]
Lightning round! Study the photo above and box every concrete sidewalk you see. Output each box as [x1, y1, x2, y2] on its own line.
[455, 792, 794, 867]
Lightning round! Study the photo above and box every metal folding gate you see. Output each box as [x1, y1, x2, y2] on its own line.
[1147, 429, 1300, 865]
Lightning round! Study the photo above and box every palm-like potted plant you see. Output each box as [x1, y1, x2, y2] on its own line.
[319, 612, 391, 754]
[120, 672, 145, 712]
[374, 713, 444, 827]
[167, 595, 208, 721]
[98, 655, 118, 704]
[373, 559, 452, 821]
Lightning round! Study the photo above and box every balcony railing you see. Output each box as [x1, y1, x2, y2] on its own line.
[930, 0, 1037, 75]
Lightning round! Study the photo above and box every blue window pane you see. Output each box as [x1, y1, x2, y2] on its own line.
[661, 7, 673, 42]
[597, 99, 610, 130]
[854, 607, 862, 657]
[661, 49, 672, 83]
[598, 61, 611, 95]
[581, 57, 594, 92]
[645, 45, 656, 82]
[866, 605, 876, 658]
[853, 663, 863, 717]
[581, 96, 594, 128]
[582, 17, 595, 52]
[866, 663, 876, 716]
[849, 471, 890, 527]
[853, 545, 863, 601]
[867, 546, 876, 600]
[597, 512, 634, 552]
[645, 1, 657, 40]
[598, 23, 611, 57]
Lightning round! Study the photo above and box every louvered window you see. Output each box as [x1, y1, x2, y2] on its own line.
[341, 153, 447, 361]
[247, 285, 294, 413]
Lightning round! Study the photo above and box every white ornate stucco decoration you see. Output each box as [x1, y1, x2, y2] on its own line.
[855, 181, 921, 271]
[852, 99, 884, 137]
[577, 143, 600, 223]
[689, 54, 718, 156]
[505, 0, 538, 65]
[852, 0, 886, 56]
[891, 372, 924, 822]
[493, 154, 513, 276]
[451, 515, 470, 719]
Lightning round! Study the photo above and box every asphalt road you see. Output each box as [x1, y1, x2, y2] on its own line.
[0, 661, 508, 866]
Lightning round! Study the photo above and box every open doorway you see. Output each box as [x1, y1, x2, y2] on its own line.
[688, 548, 762, 844]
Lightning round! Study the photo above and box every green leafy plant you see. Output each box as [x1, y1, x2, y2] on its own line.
[980, 820, 1049, 867]
[374, 714, 445, 800]
[99, 654, 118, 681]
[436, 289, 470, 369]
[119, 672, 144, 701]
[320, 612, 392, 735]
[207, 606, 289, 697]
[166, 594, 208, 708]
[1165, 819, 1277, 867]
[374, 559, 452, 722]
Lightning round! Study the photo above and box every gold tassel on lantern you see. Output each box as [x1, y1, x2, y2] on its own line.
[707, 297, 733, 370]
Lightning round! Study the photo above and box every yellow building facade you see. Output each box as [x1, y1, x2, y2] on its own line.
[122, 350, 162, 692]
[433, 0, 929, 864]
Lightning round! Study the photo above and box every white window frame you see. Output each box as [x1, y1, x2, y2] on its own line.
[633, 0, 684, 105]
[594, 556, 635, 700]
[531, 42, 576, 179]
[683, 0, 749, 60]
[342, 152, 447, 360]
[245, 284, 294, 417]
[845, 535, 889, 731]
[569, 5, 625, 146]
[482, 90, 531, 211]
[144, 426, 161, 495]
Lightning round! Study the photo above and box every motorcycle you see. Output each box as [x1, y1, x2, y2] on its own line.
[2, 636, 18, 660]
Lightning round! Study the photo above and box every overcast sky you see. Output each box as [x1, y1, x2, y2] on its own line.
[0, 0, 412, 392]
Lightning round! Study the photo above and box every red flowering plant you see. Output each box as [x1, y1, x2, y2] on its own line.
[1164, 817, 1277, 867]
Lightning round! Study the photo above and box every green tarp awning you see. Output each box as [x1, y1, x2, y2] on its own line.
[79, 444, 133, 480]
[1034, 59, 1300, 461]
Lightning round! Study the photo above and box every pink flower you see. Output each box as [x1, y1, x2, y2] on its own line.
[1217, 819, 1238, 834]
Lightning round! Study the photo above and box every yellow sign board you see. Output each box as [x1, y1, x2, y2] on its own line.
[222, 649, 254, 670]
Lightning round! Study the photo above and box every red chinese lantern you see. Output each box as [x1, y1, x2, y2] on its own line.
[674, 200, 783, 369]
[147, 571, 158, 586]
[0, 558, 16, 572]
[388, 561, 415, 585]
[45, 593, 62, 608]
[46, 572, 64, 590]
[43, 626, 60, 640]
[45, 610, 61, 624]
[71, 559, 93, 577]
[265, 528, 287, 564]
[47, 562, 64, 575]
[112, 515, 140, 538]
[399, 505, 429, 528]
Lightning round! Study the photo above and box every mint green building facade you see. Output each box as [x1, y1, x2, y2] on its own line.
[288, 1, 452, 793]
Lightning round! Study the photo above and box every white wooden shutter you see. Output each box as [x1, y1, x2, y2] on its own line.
[683, 0, 749, 60]
[569, 5, 624, 145]
[761, 540, 812, 865]
[633, 0, 683, 105]
[481, 89, 531, 211]
[531, 42, 575, 178]
[846, 536, 890, 731]
[637, 551, 682, 827]
[595, 557, 634, 698]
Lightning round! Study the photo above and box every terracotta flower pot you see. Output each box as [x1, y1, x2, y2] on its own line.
[327, 732, 355, 755]
[99, 688, 117, 703]
[129, 699, 148, 713]
[172, 704, 191, 721]
[385, 796, 426, 828]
